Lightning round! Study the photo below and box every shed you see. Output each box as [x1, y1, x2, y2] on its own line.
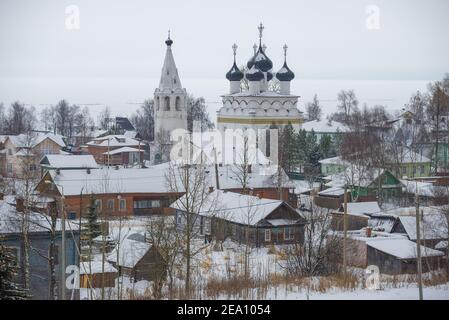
[391, 213, 448, 248]
[367, 238, 445, 275]
[107, 234, 165, 282]
[79, 261, 118, 288]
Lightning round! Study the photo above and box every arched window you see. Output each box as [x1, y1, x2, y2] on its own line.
[156, 97, 160, 110]
[164, 96, 170, 111]
[175, 96, 181, 111]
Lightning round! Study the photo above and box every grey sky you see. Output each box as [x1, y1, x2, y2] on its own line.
[1, 0, 448, 80]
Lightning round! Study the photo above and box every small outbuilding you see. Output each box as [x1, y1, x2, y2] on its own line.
[107, 234, 166, 282]
[79, 261, 118, 288]
[367, 238, 445, 275]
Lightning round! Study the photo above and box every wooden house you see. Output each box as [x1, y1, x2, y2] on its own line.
[171, 189, 307, 247]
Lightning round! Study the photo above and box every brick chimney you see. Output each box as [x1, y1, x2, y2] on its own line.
[16, 197, 24, 212]
[365, 227, 372, 238]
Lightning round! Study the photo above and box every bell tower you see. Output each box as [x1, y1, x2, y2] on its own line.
[154, 31, 188, 140]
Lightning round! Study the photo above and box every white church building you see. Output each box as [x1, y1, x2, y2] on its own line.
[151, 33, 188, 163]
[217, 23, 303, 135]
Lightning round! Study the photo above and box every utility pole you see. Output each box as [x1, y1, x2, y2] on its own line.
[214, 147, 220, 189]
[415, 181, 424, 300]
[60, 186, 66, 300]
[343, 184, 348, 282]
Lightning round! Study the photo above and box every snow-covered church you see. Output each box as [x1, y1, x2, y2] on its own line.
[217, 23, 303, 134]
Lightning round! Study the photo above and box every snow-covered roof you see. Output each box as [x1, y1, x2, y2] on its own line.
[79, 261, 117, 275]
[319, 156, 348, 166]
[367, 238, 444, 259]
[266, 219, 298, 226]
[41, 160, 295, 196]
[6, 132, 66, 148]
[435, 240, 448, 250]
[396, 214, 448, 241]
[301, 119, 349, 134]
[400, 179, 447, 198]
[339, 202, 382, 217]
[389, 149, 431, 164]
[107, 236, 151, 268]
[325, 166, 399, 189]
[102, 147, 143, 155]
[171, 189, 303, 226]
[0, 199, 77, 234]
[318, 186, 345, 197]
[40, 154, 98, 169]
[123, 130, 139, 139]
[86, 135, 140, 148]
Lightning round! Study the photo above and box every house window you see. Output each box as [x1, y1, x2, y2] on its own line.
[7, 163, 12, 173]
[284, 227, 294, 240]
[119, 199, 126, 211]
[402, 166, 407, 174]
[29, 164, 37, 171]
[264, 229, 271, 242]
[7, 149, 12, 155]
[133, 200, 161, 209]
[176, 213, 182, 225]
[94, 199, 102, 212]
[204, 218, 211, 235]
[107, 199, 114, 211]
[420, 165, 425, 174]
[67, 212, 77, 220]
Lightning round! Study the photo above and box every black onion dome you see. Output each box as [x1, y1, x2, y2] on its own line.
[226, 62, 244, 81]
[253, 47, 273, 72]
[266, 71, 273, 81]
[247, 55, 256, 69]
[165, 37, 173, 46]
[245, 66, 264, 81]
[276, 62, 295, 81]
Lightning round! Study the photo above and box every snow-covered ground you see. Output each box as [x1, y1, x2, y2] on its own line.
[79, 216, 449, 300]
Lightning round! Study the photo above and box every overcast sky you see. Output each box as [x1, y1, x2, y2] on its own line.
[1, 0, 448, 81]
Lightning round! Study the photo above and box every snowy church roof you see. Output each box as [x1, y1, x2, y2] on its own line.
[157, 33, 184, 93]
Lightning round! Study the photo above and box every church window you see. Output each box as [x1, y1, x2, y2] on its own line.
[175, 96, 181, 111]
[164, 97, 170, 110]
[156, 97, 160, 110]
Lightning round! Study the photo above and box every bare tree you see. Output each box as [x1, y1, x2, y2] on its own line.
[98, 106, 112, 131]
[130, 99, 154, 142]
[283, 203, 341, 276]
[337, 90, 359, 123]
[165, 160, 216, 297]
[146, 216, 181, 299]
[5, 102, 36, 135]
[306, 94, 322, 121]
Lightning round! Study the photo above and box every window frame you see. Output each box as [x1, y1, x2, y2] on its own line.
[119, 199, 126, 211]
[264, 229, 271, 242]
